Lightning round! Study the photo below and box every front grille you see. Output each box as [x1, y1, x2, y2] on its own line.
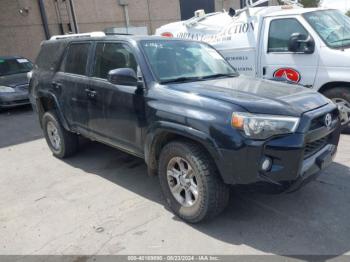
[304, 136, 328, 159]
[309, 109, 339, 130]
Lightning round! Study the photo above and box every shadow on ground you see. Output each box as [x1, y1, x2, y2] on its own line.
[62, 140, 350, 257]
[0, 105, 42, 148]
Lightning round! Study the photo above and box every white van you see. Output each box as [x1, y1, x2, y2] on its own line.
[156, 0, 350, 124]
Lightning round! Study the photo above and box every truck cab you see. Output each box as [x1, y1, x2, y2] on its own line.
[156, 0, 350, 124]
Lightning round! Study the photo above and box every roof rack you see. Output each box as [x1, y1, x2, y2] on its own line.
[50, 31, 106, 40]
[244, 0, 302, 7]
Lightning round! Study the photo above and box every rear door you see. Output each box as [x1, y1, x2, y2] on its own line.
[88, 41, 144, 154]
[52, 42, 92, 134]
[259, 16, 319, 87]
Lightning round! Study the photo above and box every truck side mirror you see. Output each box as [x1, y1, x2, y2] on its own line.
[107, 68, 138, 86]
[288, 33, 315, 54]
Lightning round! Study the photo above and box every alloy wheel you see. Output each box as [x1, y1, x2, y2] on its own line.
[47, 121, 61, 151]
[166, 157, 199, 207]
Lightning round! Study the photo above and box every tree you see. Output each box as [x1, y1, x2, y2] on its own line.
[346, 10, 350, 17]
[299, 0, 320, 7]
[277, 0, 320, 7]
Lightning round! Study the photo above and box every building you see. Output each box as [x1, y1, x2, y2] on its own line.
[0, 0, 277, 61]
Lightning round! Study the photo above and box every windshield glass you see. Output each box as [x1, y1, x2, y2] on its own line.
[0, 58, 33, 77]
[304, 10, 350, 49]
[140, 40, 237, 84]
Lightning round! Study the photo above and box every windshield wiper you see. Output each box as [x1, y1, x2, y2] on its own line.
[201, 73, 237, 80]
[330, 38, 350, 44]
[160, 77, 202, 84]
[159, 73, 237, 84]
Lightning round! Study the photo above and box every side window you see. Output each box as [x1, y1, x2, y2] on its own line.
[268, 18, 309, 52]
[61, 43, 90, 75]
[93, 42, 138, 79]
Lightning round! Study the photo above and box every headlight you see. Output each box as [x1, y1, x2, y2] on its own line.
[0, 86, 15, 93]
[232, 112, 300, 140]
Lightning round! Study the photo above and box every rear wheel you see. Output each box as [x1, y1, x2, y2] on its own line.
[42, 111, 78, 158]
[158, 140, 230, 223]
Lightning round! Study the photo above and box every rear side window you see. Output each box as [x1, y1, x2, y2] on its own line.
[93, 42, 138, 79]
[61, 43, 90, 75]
[268, 18, 309, 52]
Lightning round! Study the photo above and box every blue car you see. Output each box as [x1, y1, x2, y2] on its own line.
[0, 56, 33, 109]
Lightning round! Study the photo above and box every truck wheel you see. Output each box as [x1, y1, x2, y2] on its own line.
[158, 140, 230, 223]
[42, 111, 78, 158]
[323, 87, 350, 132]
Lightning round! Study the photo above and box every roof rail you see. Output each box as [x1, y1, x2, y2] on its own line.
[50, 31, 106, 40]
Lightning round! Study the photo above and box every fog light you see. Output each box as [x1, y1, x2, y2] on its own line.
[261, 157, 272, 172]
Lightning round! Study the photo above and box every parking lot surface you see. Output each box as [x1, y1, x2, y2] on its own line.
[1, 106, 350, 256]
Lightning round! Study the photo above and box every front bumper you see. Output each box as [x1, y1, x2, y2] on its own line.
[216, 103, 341, 192]
[285, 143, 337, 192]
[0, 90, 30, 108]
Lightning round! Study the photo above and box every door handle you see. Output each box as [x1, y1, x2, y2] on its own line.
[85, 88, 97, 98]
[89, 90, 97, 98]
[52, 82, 62, 89]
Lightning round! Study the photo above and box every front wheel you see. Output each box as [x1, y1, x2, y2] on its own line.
[158, 141, 230, 223]
[323, 87, 350, 131]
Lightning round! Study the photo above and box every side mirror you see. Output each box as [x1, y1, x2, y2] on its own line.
[107, 68, 137, 86]
[288, 33, 315, 54]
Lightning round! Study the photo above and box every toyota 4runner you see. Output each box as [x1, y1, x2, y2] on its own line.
[29, 33, 341, 223]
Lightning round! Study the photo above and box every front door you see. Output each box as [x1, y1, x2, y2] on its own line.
[260, 16, 319, 88]
[88, 42, 144, 155]
[53, 42, 92, 133]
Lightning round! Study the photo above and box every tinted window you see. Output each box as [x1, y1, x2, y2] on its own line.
[93, 43, 138, 79]
[62, 43, 90, 75]
[0, 58, 33, 76]
[36, 42, 66, 71]
[268, 18, 309, 52]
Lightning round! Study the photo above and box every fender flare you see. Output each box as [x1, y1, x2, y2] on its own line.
[144, 121, 223, 173]
[36, 90, 70, 130]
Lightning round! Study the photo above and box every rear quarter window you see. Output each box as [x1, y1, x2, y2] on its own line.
[35, 41, 67, 71]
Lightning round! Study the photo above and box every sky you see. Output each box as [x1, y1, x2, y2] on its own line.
[319, 0, 350, 12]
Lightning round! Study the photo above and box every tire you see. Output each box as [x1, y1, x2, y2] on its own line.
[323, 87, 350, 133]
[42, 111, 78, 158]
[158, 140, 230, 223]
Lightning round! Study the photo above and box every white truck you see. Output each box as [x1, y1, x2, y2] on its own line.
[156, 0, 350, 124]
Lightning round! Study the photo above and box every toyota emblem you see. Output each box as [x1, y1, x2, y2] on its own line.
[324, 113, 332, 128]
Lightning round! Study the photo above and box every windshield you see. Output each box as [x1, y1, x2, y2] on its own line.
[304, 10, 350, 49]
[0, 58, 33, 77]
[140, 40, 237, 84]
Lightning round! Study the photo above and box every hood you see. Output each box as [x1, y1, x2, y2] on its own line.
[0, 73, 29, 87]
[167, 77, 329, 117]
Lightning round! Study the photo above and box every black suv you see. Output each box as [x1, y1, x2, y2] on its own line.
[29, 34, 341, 223]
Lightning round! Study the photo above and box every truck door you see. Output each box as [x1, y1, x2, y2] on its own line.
[259, 16, 319, 87]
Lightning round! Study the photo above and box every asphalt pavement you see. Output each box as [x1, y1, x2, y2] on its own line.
[0, 106, 350, 257]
